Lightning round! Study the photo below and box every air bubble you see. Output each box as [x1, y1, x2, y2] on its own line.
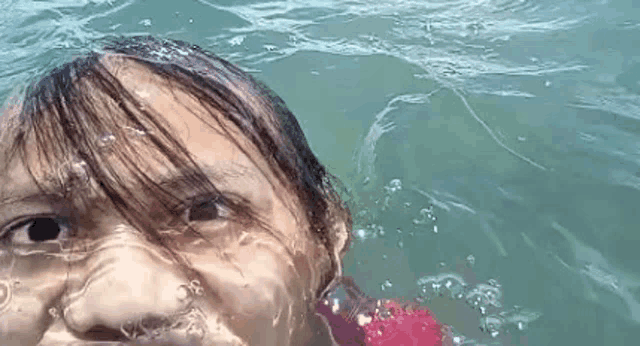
[48, 307, 59, 319]
[97, 133, 116, 150]
[465, 283, 503, 309]
[384, 179, 402, 193]
[186, 322, 205, 340]
[0, 280, 10, 308]
[381, 279, 393, 291]
[120, 320, 137, 340]
[123, 125, 147, 138]
[417, 273, 467, 300]
[466, 254, 475, 266]
[188, 279, 204, 296]
[176, 284, 193, 302]
[413, 207, 437, 226]
[66, 158, 90, 188]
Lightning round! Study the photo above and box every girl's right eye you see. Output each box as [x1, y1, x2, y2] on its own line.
[3, 217, 71, 245]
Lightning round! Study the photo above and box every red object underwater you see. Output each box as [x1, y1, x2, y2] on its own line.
[316, 299, 448, 346]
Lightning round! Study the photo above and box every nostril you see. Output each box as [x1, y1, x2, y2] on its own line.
[82, 325, 129, 341]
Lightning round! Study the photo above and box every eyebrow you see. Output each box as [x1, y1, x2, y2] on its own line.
[0, 163, 260, 208]
[0, 192, 63, 208]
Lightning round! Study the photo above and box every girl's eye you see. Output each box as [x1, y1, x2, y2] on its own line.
[7, 217, 71, 245]
[186, 198, 228, 222]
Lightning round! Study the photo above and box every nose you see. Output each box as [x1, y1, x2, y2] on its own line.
[60, 225, 195, 341]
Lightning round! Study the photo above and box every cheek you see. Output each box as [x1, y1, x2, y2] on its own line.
[183, 231, 315, 311]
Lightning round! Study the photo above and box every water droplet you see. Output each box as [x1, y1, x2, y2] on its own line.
[0, 281, 10, 307]
[381, 279, 393, 291]
[466, 254, 475, 266]
[189, 18, 194, 24]
[121, 320, 137, 340]
[97, 133, 116, 150]
[385, 179, 402, 193]
[48, 307, 59, 319]
[176, 284, 192, 302]
[123, 125, 147, 137]
[382, 254, 387, 260]
[186, 322, 205, 340]
[544, 80, 552, 87]
[188, 279, 204, 296]
[397, 240, 404, 249]
[433, 225, 438, 233]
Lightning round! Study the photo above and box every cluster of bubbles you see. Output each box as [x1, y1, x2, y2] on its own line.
[417, 273, 541, 339]
[352, 178, 542, 343]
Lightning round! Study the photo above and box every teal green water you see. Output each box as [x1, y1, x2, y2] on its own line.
[2, 0, 640, 345]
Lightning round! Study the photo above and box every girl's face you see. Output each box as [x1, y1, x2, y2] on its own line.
[0, 58, 335, 346]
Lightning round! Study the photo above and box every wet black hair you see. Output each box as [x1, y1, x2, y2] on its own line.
[0, 35, 351, 298]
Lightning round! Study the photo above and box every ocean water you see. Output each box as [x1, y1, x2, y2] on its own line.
[1, 0, 640, 345]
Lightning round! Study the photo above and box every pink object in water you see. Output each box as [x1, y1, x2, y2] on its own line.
[317, 300, 446, 346]
[363, 301, 445, 346]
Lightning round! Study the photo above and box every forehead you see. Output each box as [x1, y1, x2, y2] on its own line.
[107, 56, 283, 189]
[0, 56, 282, 209]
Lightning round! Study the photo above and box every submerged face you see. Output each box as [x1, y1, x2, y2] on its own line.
[0, 57, 338, 346]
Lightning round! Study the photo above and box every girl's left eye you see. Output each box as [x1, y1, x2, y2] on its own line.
[6, 217, 71, 245]
[185, 197, 229, 223]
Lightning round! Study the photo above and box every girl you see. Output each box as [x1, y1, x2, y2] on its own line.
[0, 36, 448, 346]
